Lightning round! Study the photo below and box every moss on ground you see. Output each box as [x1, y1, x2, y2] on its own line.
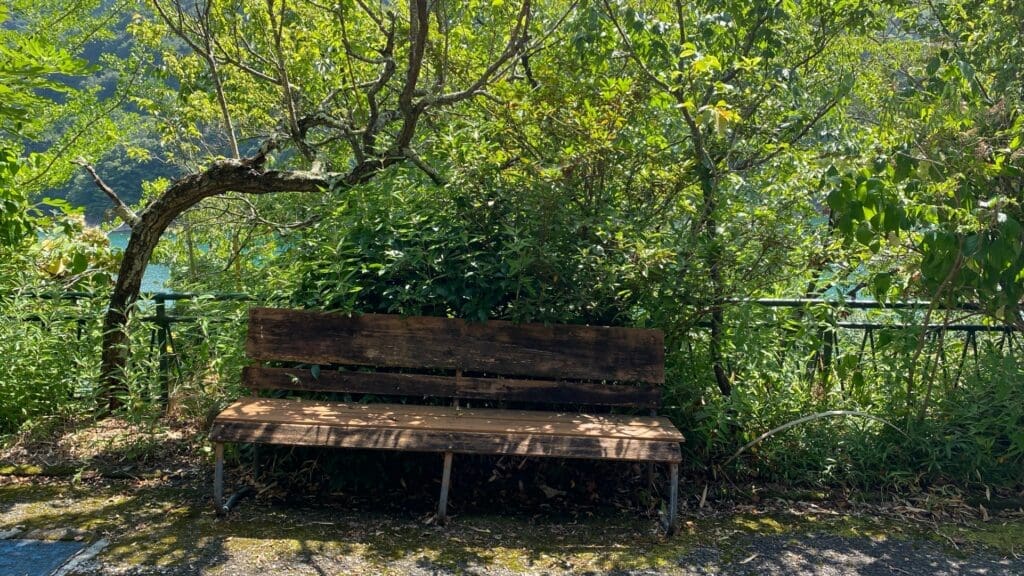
[937, 518, 1024, 556]
[2, 478, 1023, 574]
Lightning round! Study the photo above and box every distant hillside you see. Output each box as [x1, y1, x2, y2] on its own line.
[31, 6, 182, 225]
[55, 153, 181, 225]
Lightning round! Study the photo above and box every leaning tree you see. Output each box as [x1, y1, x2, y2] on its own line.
[81, 0, 561, 405]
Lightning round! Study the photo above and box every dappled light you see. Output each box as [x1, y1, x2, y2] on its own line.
[2, 0, 1023, 572]
[4, 476, 1024, 574]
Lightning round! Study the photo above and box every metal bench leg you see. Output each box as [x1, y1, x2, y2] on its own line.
[666, 462, 679, 533]
[214, 443, 225, 515]
[437, 452, 453, 524]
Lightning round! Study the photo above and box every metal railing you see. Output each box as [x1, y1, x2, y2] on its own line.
[688, 297, 1022, 391]
[4, 292, 1020, 405]
[141, 292, 254, 404]
[3, 290, 255, 405]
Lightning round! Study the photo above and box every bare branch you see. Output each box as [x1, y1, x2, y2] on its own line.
[351, 0, 386, 33]
[229, 193, 322, 232]
[150, 0, 204, 55]
[395, 0, 430, 147]
[211, 32, 281, 84]
[266, 0, 309, 161]
[362, 13, 397, 153]
[601, 0, 673, 94]
[421, 0, 532, 109]
[731, 97, 839, 172]
[229, 16, 279, 73]
[72, 158, 141, 228]
[402, 146, 445, 185]
[339, 12, 386, 65]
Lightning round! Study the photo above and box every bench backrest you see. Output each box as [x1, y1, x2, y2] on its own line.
[243, 307, 665, 409]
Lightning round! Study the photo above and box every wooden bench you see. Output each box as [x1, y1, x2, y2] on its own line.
[209, 307, 684, 528]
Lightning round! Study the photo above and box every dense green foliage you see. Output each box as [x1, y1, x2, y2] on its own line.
[1, 0, 1021, 494]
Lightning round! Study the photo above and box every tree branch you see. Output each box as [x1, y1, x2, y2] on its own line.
[731, 97, 839, 172]
[266, 0, 309, 161]
[361, 13, 397, 154]
[152, 0, 241, 158]
[402, 146, 445, 185]
[420, 0, 531, 109]
[396, 0, 430, 147]
[73, 158, 141, 228]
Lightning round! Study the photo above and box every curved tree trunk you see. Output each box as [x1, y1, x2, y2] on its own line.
[100, 223, 162, 409]
[98, 161, 338, 402]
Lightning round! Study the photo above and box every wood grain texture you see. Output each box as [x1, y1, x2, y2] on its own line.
[217, 308, 684, 469]
[209, 421, 682, 462]
[245, 307, 664, 383]
[215, 398, 684, 441]
[243, 366, 662, 408]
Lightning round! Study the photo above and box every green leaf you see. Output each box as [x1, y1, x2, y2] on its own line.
[855, 221, 873, 246]
[692, 54, 722, 75]
[894, 153, 916, 183]
[871, 272, 891, 298]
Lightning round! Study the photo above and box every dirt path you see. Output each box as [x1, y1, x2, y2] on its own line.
[676, 534, 1022, 576]
[2, 474, 1022, 576]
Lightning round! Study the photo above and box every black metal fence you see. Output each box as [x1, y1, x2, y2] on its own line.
[141, 292, 253, 404]
[711, 298, 1022, 391]
[5, 291, 1021, 405]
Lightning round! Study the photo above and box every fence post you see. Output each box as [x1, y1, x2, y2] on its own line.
[155, 295, 171, 408]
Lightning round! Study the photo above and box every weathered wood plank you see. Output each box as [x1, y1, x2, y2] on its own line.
[209, 421, 683, 462]
[215, 398, 685, 441]
[244, 366, 457, 397]
[246, 308, 664, 383]
[224, 397, 674, 428]
[243, 366, 662, 408]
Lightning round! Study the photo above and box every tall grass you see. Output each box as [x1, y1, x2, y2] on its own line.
[0, 293, 250, 435]
[0, 293, 104, 432]
[668, 302, 1024, 490]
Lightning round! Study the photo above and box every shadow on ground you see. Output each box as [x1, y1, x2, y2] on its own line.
[1, 477, 681, 575]
[3, 476, 1024, 576]
[2, 420, 1023, 575]
[678, 533, 1024, 576]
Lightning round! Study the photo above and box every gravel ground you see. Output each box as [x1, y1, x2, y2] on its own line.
[57, 531, 1024, 575]
[674, 534, 1024, 576]
[3, 471, 1023, 576]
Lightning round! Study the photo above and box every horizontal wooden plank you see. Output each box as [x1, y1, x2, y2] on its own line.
[224, 397, 674, 428]
[209, 421, 682, 462]
[244, 366, 457, 397]
[246, 308, 664, 384]
[243, 366, 662, 408]
[215, 399, 684, 441]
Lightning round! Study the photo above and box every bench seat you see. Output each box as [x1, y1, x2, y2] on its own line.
[211, 398, 683, 462]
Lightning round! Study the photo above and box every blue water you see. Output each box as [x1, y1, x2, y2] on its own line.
[108, 230, 171, 293]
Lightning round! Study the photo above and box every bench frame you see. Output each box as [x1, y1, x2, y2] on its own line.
[211, 307, 683, 529]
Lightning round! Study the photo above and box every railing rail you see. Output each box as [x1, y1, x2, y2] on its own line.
[3, 291, 1020, 407]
